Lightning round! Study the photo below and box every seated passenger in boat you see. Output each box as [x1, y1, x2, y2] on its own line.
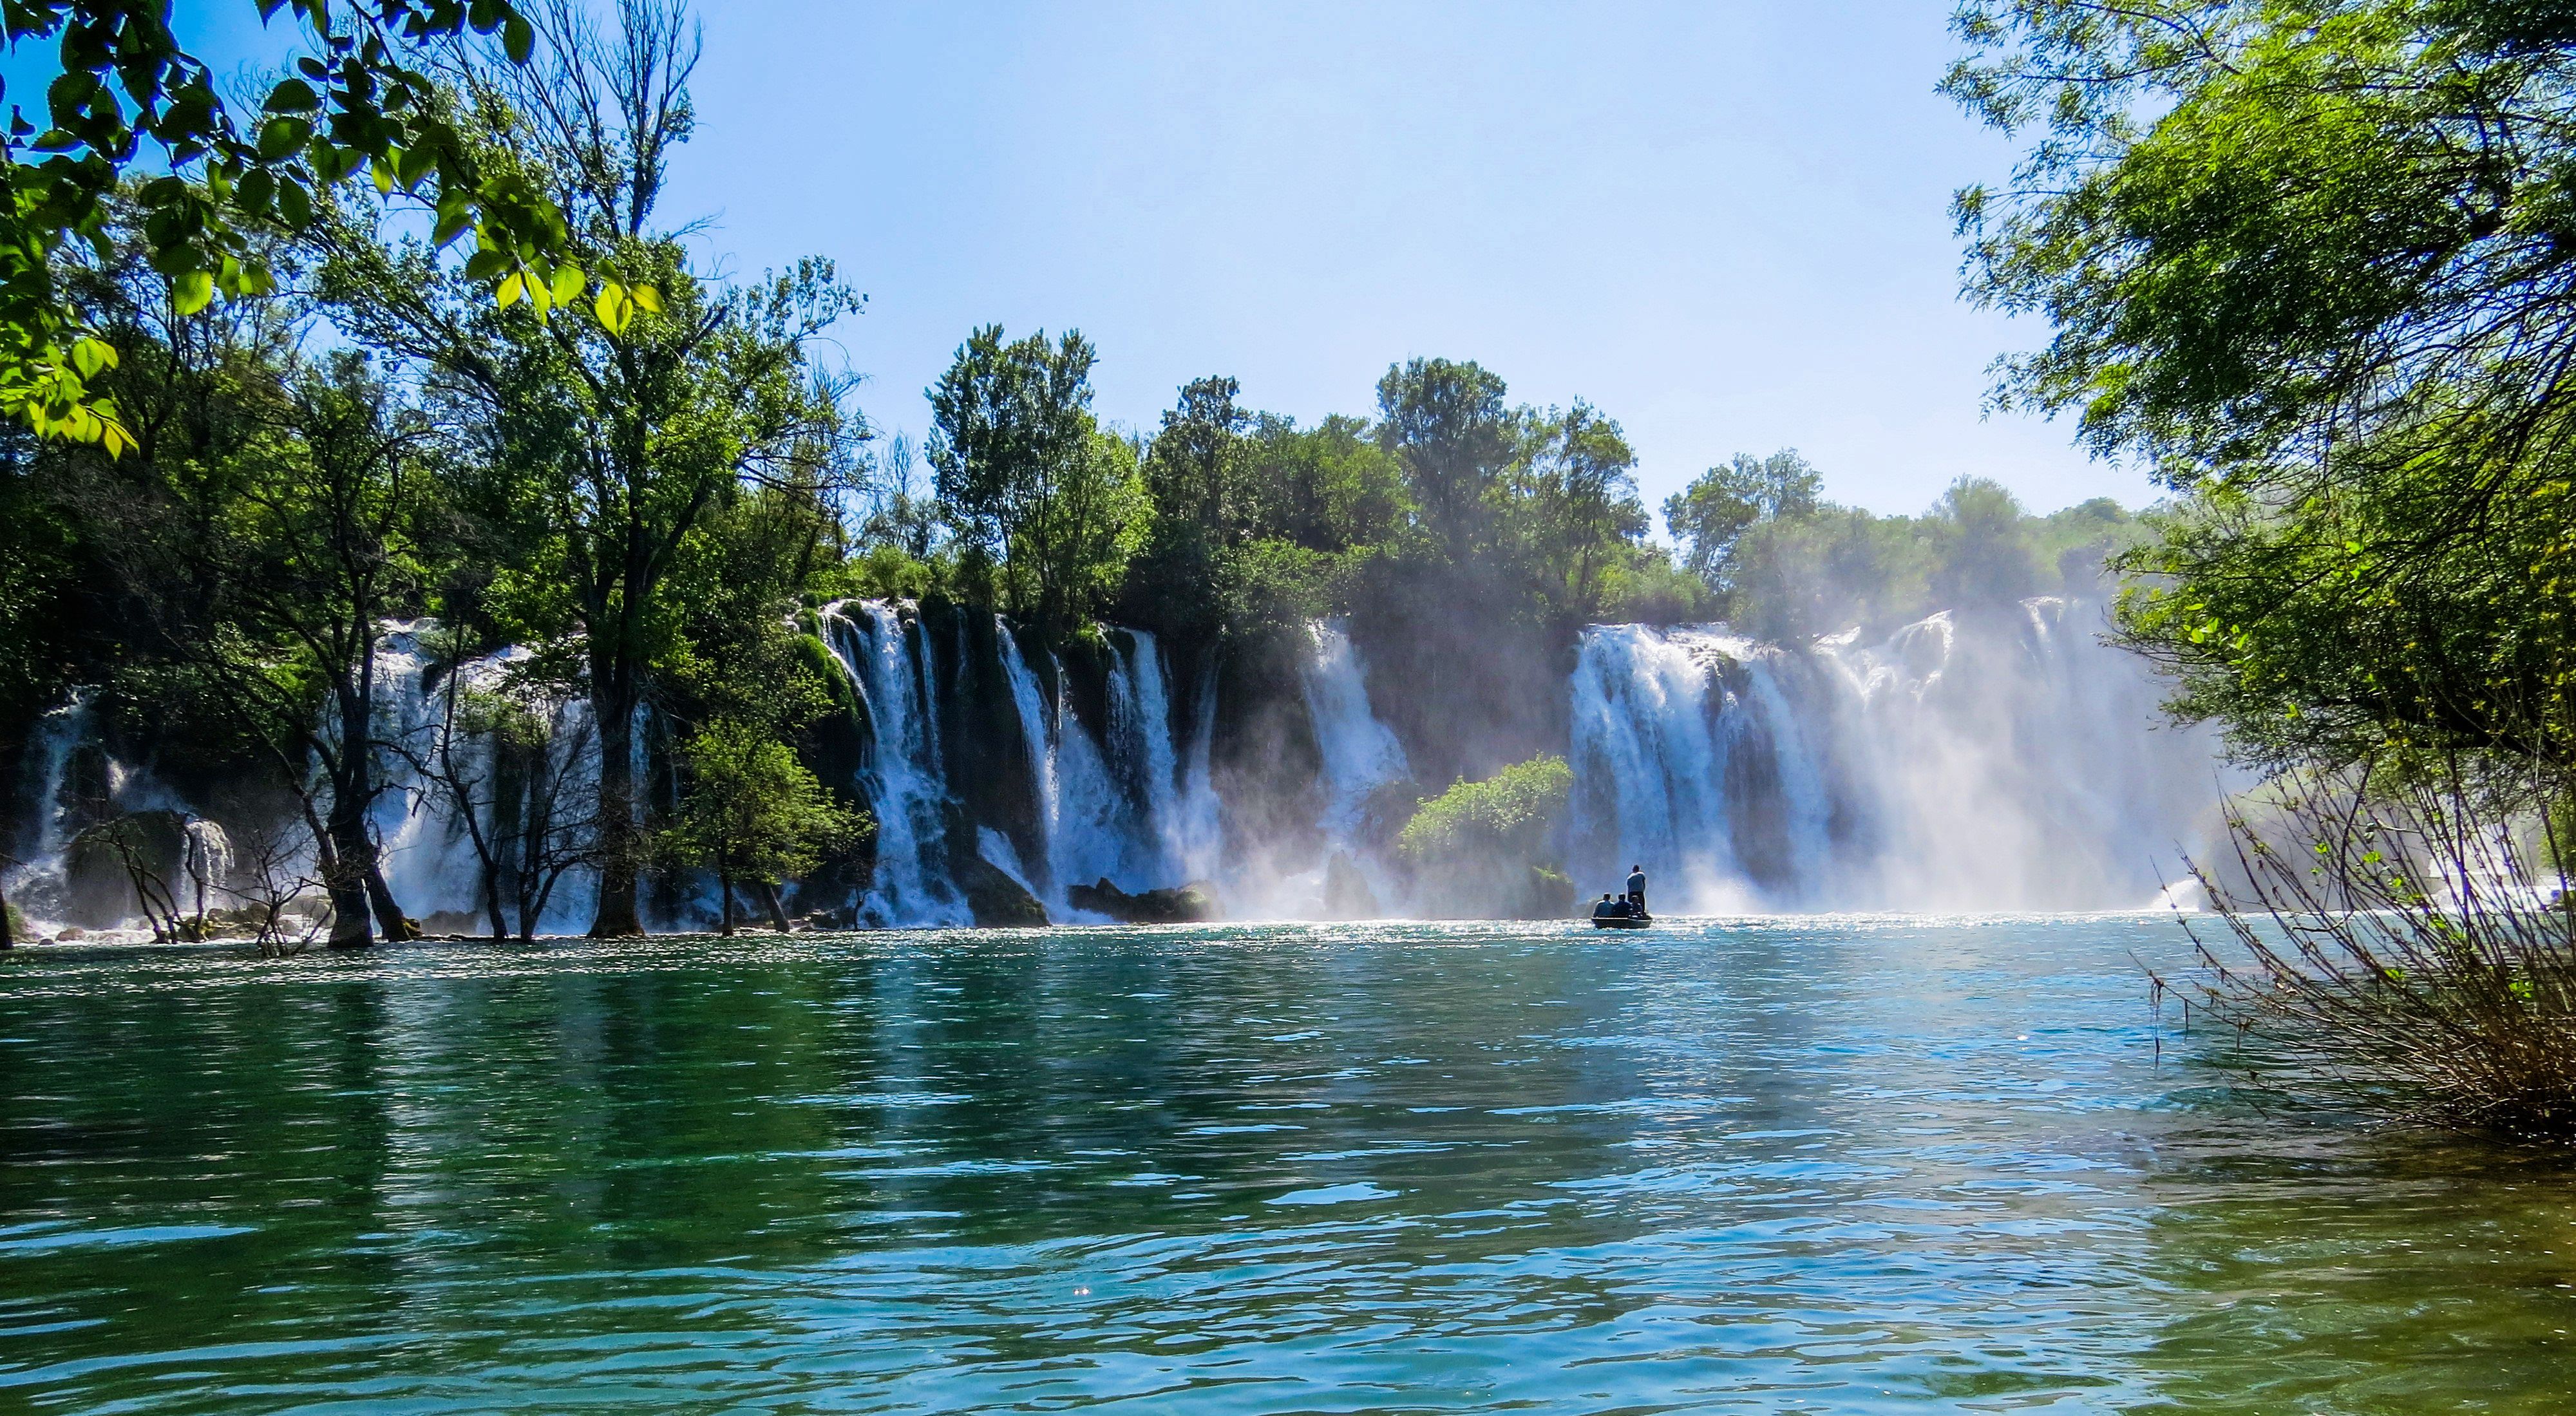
[1591, 893, 1625, 921]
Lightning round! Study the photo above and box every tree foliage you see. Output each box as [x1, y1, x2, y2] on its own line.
[927, 325, 1146, 636]
[1396, 754, 1572, 862]
[662, 717, 862, 935]
[1949, 0, 2576, 776]
[0, 1, 645, 449]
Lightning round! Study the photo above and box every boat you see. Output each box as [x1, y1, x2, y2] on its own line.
[1589, 912, 1652, 929]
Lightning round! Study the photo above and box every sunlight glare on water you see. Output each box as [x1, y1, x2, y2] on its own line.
[2, 916, 2573, 1413]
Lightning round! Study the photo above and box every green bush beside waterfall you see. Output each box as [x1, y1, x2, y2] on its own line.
[1395, 756, 1575, 920]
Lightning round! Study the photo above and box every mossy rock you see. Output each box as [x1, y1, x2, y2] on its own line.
[952, 849, 1048, 928]
[1067, 878, 1220, 923]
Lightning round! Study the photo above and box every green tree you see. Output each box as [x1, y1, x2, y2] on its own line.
[663, 717, 862, 935]
[927, 325, 1144, 636]
[1663, 449, 1822, 592]
[1396, 753, 1574, 919]
[1238, 411, 1408, 553]
[68, 300, 440, 947]
[1948, 0, 2576, 773]
[323, 0, 853, 936]
[1144, 374, 1247, 538]
[1374, 356, 1513, 562]
[1926, 475, 2043, 611]
[1511, 400, 1649, 618]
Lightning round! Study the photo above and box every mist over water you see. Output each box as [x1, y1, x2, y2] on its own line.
[1571, 599, 2227, 913]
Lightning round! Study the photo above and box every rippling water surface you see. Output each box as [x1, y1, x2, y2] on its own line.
[3, 916, 2573, 1413]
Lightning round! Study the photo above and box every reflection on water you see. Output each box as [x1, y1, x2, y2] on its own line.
[1, 918, 2570, 1412]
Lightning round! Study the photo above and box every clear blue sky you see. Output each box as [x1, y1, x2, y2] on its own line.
[138, 1, 2143, 520]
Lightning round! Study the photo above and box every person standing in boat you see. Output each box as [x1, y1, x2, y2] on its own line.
[1626, 864, 1647, 916]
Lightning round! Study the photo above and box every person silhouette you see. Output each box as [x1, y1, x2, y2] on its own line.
[1626, 864, 1647, 916]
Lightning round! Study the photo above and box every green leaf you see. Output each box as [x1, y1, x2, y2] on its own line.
[497, 271, 526, 308]
[171, 270, 215, 315]
[68, 337, 113, 379]
[265, 79, 321, 113]
[236, 166, 276, 216]
[463, 247, 511, 281]
[257, 116, 312, 162]
[629, 282, 663, 314]
[550, 263, 586, 306]
[503, 14, 535, 63]
[595, 283, 630, 333]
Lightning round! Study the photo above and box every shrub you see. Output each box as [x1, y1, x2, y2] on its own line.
[1398, 755, 1572, 862]
[2175, 764, 2576, 1140]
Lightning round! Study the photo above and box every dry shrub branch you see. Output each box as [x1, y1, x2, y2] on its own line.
[2175, 759, 2576, 1138]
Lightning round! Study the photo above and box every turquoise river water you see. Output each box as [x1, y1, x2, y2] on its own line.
[2, 916, 2573, 1413]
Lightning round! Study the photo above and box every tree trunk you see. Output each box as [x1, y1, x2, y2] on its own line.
[323, 786, 378, 949]
[332, 686, 415, 942]
[366, 860, 418, 941]
[588, 670, 645, 938]
[717, 866, 737, 936]
[1, 877, 15, 949]
[755, 878, 791, 932]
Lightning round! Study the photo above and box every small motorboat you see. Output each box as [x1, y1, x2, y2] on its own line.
[1588, 911, 1652, 929]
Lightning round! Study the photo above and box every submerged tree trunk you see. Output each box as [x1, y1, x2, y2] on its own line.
[755, 878, 790, 932]
[323, 784, 378, 950]
[330, 684, 415, 943]
[588, 665, 645, 938]
[717, 865, 737, 937]
[365, 860, 417, 941]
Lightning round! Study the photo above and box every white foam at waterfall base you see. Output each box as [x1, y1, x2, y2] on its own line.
[1569, 600, 2234, 912]
[1209, 619, 1412, 921]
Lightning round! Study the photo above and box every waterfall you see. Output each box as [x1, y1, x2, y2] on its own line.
[993, 619, 1177, 917]
[1566, 625, 1746, 906]
[370, 624, 485, 926]
[180, 818, 232, 921]
[1168, 650, 1225, 883]
[6, 594, 2235, 936]
[822, 601, 972, 927]
[1298, 620, 1411, 842]
[1569, 600, 2228, 912]
[354, 625, 610, 936]
[3, 692, 95, 925]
